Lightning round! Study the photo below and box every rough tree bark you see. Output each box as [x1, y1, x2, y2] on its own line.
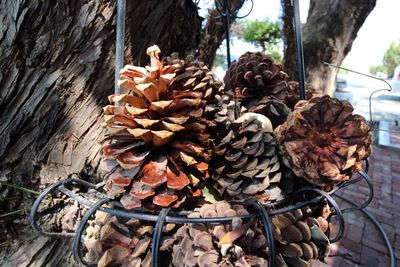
[0, 0, 232, 266]
[198, 0, 246, 67]
[281, 0, 376, 95]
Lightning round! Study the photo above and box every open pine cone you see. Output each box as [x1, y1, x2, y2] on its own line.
[224, 51, 289, 108]
[285, 81, 323, 110]
[273, 206, 331, 267]
[249, 96, 291, 128]
[83, 212, 155, 267]
[210, 113, 283, 203]
[172, 201, 269, 267]
[101, 45, 223, 209]
[275, 95, 372, 186]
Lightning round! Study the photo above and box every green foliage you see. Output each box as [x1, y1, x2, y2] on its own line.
[213, 54, 227, 68]
[383, 41, 400, 77]
[233, 18, 282, 61]
[265, 46, 282, 63]
[241, 18, 281, 47]
[369, 65, 386, 75]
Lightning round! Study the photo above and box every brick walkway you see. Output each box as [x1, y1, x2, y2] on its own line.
[324, 146, 400, 267]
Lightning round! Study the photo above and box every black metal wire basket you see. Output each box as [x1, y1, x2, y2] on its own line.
[29, 1, 396, 266]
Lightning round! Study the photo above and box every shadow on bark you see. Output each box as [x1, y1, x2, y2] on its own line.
[0, 0, 206, 265]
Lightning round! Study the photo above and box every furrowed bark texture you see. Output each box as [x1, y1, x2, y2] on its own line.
[198, 0, 246, 67]
[0, 0, 203, 265]
[281, 0, 376, 95]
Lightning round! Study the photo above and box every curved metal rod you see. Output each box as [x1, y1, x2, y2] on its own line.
[340, 171, 374, 213]
[152, 208, 171, 267]
[215, 0, 254, 19]
[30, 178, 75, 236]
[365, 158, 370, 174]
[31, 177, 364, 225]
[30, 178, 99, 236]
[323, 62, 393, 126]
[73, 198, 112, 267]
[295, 187, 345, 243]
[334, 194, 395, 267]
[250, 201, 276, 267]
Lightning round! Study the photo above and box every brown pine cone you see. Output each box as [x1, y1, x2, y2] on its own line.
[275, 95, 372, 186]
[285, 81, 323, 110]
[210, 113, 283, 203]
[101, 45, 223, 209]
[172, 201, 269, 267]
[273, 206, 331, 267]
[83, 212, 155, 267]
[249, 96, 292, 128]
[224, 51, 289, 108]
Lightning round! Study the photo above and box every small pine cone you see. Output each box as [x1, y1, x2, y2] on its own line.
[210, 113, 283, 203]
[101, 45, 223, 209]
[204, 93, 239, 135]
[275, 95, 372, 186]
[249, 96, 292, 128]
[224, 51, 289, 108]
[83, 212, 158, 267]
[285, 81, 323, 110]
[172, 201, 269, 267]
[273, 207, 331, 267]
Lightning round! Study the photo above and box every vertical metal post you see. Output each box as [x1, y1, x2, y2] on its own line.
[223, 0, 231, 68]
[292, 0, 306, 100]
[115, 0, 126, 96]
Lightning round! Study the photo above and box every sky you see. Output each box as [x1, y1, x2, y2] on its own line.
[200, 0, 400, 73]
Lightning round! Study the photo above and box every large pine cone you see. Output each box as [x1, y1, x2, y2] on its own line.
[273, 207, 331, 267]
[285, 81, 323, 110]
[101, 45, 223, 209]
[249, 96, 291, 128]
[210, 113, 283, 203]
[224, 51, 289, 107]
[172, 201, 269, 267]
[275, 96, 372, 186]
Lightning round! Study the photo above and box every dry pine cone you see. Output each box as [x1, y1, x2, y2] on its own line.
[83, 212, 154, 267]
[273, 206, 331, 267]
[172, 201, 269, 267]
[101, 45, 223, 209]
[210, 113, 284, 203]
[224, 51, 289, 107]
[285, 81, 323, 110]
[249, 96, 291, 128]
[275, 95, 372, 186]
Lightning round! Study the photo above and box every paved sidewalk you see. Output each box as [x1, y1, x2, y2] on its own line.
[325, 146, 400, 267]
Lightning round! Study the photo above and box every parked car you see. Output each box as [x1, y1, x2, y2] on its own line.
[335, 76, 348, 91]
[334, 76, 353, 103]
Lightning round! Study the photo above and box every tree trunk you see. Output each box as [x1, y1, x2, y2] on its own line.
[281, 0, 376, 95]
[198, 0, 246, 67]
[281, 0, 297, 81]
[0, 0, 218, 265]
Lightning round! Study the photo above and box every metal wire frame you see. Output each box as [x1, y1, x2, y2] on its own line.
[30, 166, 374, 267]
[29, 0, 395, 266]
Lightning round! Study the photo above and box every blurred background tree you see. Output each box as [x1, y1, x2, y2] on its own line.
[233, 18, 283, 62]
[383, 41, 400, 78]
[369, 40, 400, 78]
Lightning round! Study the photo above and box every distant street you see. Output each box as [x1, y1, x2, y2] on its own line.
[334, 73, 400, 122]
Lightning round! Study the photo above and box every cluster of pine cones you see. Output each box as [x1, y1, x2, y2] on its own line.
[86, 46, 372, 266]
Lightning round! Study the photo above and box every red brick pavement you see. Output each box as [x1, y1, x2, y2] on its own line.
[324, 146, 399, 267]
